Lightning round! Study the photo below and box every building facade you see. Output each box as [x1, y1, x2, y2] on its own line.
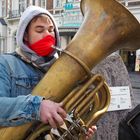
[0, 0, 49, 53]
[0, 0, 140, 70]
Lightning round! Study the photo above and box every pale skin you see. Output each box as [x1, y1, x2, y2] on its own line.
[24, 14, 97, 139]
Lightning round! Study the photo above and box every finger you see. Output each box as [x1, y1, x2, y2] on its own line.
[92, 125, 97, 131]
[59, 102, 63, 107]
[53, 113, 64, 126]
[86, 135, 89, 140]
[48, 117, 57, 128]
[57, 107, 67, 118]
[86, 136, 89, 140]
[88, 128, 94, 134]
[86, 133, 92, 140]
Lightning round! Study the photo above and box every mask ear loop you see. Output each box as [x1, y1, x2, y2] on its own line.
[52, 46, 93, 79]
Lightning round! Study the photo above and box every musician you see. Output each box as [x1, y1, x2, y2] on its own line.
[0, 6, 96, 139]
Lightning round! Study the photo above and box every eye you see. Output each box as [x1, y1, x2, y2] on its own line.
[48, 26, 55, 33]
[36, 29, 44, 33]
[35, 26, 45, 33]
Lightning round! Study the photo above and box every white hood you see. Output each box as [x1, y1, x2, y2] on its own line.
[16, 6, 60, 54]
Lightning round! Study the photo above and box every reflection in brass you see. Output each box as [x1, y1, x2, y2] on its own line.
[0, 0, 140, 139]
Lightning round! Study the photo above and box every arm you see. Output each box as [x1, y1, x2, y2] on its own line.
[0, 56, 93, 133]
[0, 57, 66, 127]
[0, 95, 42, 126]
[0, 59, 42, 126]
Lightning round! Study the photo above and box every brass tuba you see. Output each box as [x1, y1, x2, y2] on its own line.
[0, 0, 140, 139]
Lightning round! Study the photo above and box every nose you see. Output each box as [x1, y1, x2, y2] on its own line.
[43, 30, 50, 38]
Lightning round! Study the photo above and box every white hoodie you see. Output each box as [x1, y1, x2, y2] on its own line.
[16, 6, 60, 55]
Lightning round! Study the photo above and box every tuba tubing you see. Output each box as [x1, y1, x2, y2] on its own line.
[0, 0, 140, 139]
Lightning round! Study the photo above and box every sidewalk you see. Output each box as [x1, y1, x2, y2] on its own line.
[129, 72, 140, 105]
[129, 71, 140, 89]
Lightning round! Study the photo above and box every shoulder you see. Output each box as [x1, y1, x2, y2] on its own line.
[0, 53, 28, 74]
[0, 53, 22, 67]
[0, 53, 16, 65]
[0, 53, 19, 61]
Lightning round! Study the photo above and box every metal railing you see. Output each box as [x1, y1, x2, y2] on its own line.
[7, 1, 140, 24]
[119, 0, 140, 6]
[48, 7, 83, 27]
[8, 10, 21, 19]
[8, 9, 25, 19]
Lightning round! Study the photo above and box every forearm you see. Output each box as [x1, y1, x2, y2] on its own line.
[0, 94, 43, 126]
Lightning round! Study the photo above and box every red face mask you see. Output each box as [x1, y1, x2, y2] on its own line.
[29, 35, 56, 56]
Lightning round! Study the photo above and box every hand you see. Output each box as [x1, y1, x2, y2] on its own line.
[40, 100, 67, 128]
[86, 125, 97, 140]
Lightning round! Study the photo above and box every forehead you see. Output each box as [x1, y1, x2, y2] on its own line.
[30, 14, 54, 26]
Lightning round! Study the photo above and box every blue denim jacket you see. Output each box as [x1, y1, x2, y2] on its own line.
[0, 54, 45, 126]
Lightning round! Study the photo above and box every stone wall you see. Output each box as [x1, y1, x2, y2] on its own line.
[91, 53, 136, 140]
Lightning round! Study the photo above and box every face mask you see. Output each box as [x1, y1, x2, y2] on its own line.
[29, 35, 56, 56]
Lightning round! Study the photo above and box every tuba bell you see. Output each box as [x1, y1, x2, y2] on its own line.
[0, 0, 140, 139]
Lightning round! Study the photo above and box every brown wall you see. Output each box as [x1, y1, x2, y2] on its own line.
[46, 0, 53, 11]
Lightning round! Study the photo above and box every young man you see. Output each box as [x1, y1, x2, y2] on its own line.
[0, 6, 96, 139]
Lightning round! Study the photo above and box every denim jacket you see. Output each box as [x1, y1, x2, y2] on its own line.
[0, 54, 45, 126]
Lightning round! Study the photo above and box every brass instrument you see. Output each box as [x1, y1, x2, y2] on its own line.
[0, 0, 140, 139]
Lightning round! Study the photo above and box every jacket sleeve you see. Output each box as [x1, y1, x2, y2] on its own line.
[0, 57, 43, 126]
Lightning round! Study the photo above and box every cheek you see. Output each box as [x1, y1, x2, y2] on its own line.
[28, 34, 43, 45]
[50, 32, 55, 38]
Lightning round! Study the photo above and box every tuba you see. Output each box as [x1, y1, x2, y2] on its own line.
[0, 0, 140, 139]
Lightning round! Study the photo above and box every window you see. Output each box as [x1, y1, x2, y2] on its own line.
[13, 31, 17, 50]
[32, 0, 35, 5]
[1, 0, 6, 17]
[128, 1, 140, 6]
[118, 0, 140, 7]
[38, 0, 46, 8]
[19, 0, 26, 13]
[0, 36, 6, 54]
[54, 0, 61, 8]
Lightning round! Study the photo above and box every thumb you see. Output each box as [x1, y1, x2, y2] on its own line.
[59, 102, 63, 107]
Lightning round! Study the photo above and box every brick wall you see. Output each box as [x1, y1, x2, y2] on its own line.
[46, 0, 53, 11]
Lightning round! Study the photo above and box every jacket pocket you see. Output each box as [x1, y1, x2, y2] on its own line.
[14, 77, 40, 96]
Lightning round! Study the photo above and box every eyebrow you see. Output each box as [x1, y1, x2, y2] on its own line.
[35, 25, 55, 30]
[35, 26, 44, 29]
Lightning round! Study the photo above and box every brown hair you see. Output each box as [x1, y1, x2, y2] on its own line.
[23, 14, 56, 43]
[25, 14, 52, 33]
